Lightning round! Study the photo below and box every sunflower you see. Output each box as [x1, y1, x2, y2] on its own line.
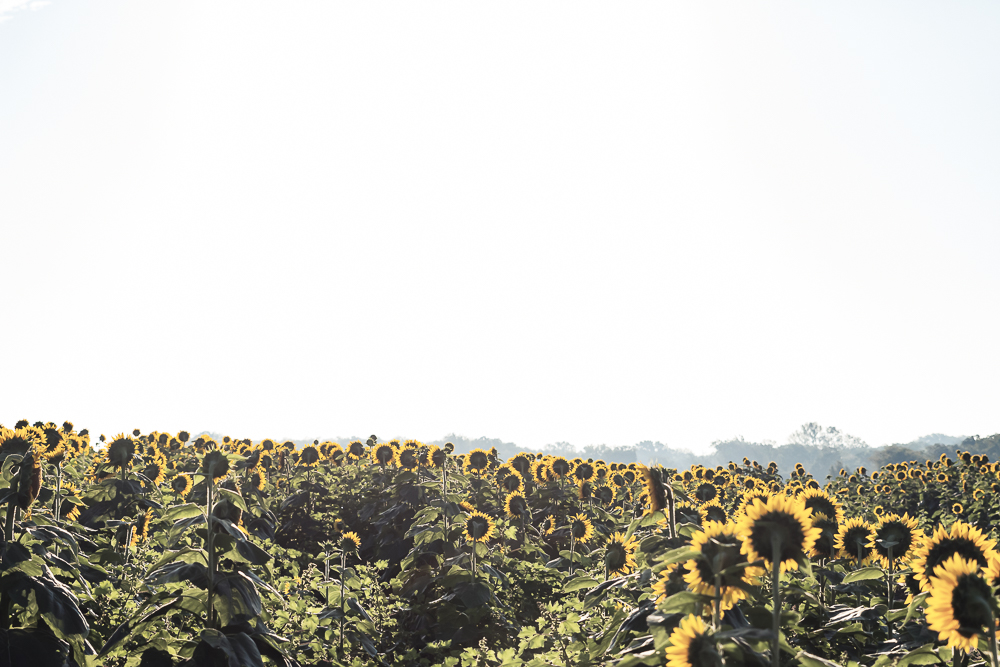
[340, 531, 361, 552]
[504, 492, 528, 519]
[544, 515, 557, 535]
[868, 513, 921, 569]
[834, 518, 875, 564]
[131, 510, 151, 546]
[702, 500, 727, 525]
[952, 503, 963, 515]
[171, 474, 193, 497]
[693, 482, 718, 504]
[372, 443, 396, 466]
[299, 445, 322, 467]
[736, 489, 770, 517]
[549, 457, 571, 479]
[683, 521, 758, 610]
[800, 488, 844, 525]
[464, 511, 496, 543]
[201, 450, 230, 481]
[594, 484, 616, 506]
[665, 614, 718, 667]
[735, 494, 821, 573]
[531, 459, 550, 484]
[464, 448, 491, 474]
[604, 532, 638, 577]
[429, 446, 448, 468]
[141, 460, 166, 488]
[569, 514, 595, 544]
[572, 461, 596, 484]
[910, 522, 999, 592]
[925, 554, 998, 650]
[395, 446, 419, 470]
[107, 434, 136, 469]
[346, 441, 367, 461]
[809, 513, 840, 560]
[246, 467, 266, 492]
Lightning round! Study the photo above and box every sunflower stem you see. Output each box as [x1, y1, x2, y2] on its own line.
[53, 463, 62, 522]
[570, 533, 576, 576]
[206, 476, 216, 630]
[771, 532, 782, 667]
[713, 571, 722, 631]
[339, 548, 346, 658]
[988, 607, 1000, 667]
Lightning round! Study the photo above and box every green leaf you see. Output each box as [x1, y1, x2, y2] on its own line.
[841, 567, 884, 583]
[163, 503, 204, 522]
[796, 651, 844, 667]
[564, 576, 599, 592]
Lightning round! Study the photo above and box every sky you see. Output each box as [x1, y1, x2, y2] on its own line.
[1, 2, 999, 453]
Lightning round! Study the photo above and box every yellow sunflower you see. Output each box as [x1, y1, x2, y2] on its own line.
[569, 514, 595, 545]
[665, 614, 718, 667]
[504, 491, 528, 519]
[464, 511, 496, 543]
[340, 531, 361, 552]
[371, 443, 397, 466]
[800, 488, 845, 525]
[131, 510, 151, 546]
[735, 494, 821, 573]
[170, 473, 193, 497]
[925, 554, 997, 650]
[604, 532, 638, 577]
[868, 513, 921, 569]
[834, 518, 875, 564]
[910, 522, 999, 592]
[682, 521, 759, 610]
[463, 448, 491, 474]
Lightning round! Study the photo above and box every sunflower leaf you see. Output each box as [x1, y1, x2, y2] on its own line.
[842, 567, 884, 583]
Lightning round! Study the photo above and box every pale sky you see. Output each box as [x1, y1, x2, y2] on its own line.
[2, 2, 998, 452]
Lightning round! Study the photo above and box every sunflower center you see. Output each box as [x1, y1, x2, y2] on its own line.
[925, 538, 989, 578]
[749, 511, 807, 563]
[875, 522, 913, 557]
[694, 535, 746, 588]
[844, 528, 873, 559]
[467, 516, 489, 539]
[951, 575, 996, 636]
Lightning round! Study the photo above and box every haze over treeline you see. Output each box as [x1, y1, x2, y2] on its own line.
[198, 423, 1000, 479]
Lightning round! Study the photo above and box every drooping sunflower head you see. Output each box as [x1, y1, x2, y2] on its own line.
[247, 467, 266, 491]
[809, 513, 840, 560]
[544, 515, 557, 535]
[531, 459, 550, 484]
[925, 554, 997, 650]
[910, 522, 998, 592]
[735, 494, 821, 573]
[131, 510, 152, 547]
[868, 513, 921, 568]
[800, 488, 844, 525]
[665, 614, 718, 667]
[834, 517, 875, 564]
[201, 450, 230, 481]
[683, 521, 759, 611]
[640, 464, 668, 514]
[504, 491, 528, 519]
[464, 448, 491, 474]
[604, 532, 638, 577]
[171, 474, 193, 497]
[464, 510, 496, 543]
[569, 514, 595, 544]
[430, 445, 448, 468]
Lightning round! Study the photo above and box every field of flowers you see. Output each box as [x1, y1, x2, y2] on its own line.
[1, 420, 999, 667]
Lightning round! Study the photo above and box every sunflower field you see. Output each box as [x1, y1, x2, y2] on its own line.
[3, 422, 1000, 667]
